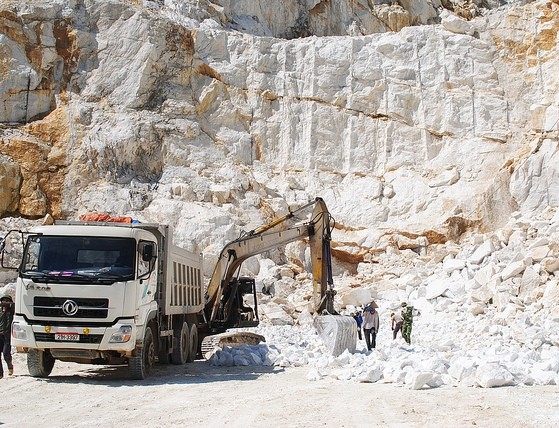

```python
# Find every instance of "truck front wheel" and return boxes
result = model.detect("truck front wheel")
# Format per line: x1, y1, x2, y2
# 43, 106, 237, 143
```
27, 349, 55, 378
129, 326, 156, 379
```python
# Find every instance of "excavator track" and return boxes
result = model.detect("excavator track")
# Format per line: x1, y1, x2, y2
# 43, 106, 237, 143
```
201, 332, 266, 359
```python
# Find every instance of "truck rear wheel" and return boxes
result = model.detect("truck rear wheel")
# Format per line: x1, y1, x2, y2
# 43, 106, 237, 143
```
27, 349, 55, 378
129, 326, 155, 379
187, 323, 198, 362
171, 322, 189, 365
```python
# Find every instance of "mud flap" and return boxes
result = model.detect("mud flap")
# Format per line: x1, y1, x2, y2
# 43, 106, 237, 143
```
314, 315, 357, 357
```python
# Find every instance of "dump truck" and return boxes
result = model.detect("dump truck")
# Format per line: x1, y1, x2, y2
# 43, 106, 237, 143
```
0, 197, 356, 379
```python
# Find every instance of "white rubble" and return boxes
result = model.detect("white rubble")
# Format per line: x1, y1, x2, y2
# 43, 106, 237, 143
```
207, 211, 559, 388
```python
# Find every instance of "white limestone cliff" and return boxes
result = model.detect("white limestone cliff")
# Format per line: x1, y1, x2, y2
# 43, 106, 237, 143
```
2, 2, 554, 239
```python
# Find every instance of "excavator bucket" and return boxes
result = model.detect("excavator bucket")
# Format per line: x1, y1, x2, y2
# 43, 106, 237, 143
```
314, 315, 357, 357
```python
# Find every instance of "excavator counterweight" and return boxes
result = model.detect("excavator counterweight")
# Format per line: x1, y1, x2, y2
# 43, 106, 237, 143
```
201, 197, 357, 357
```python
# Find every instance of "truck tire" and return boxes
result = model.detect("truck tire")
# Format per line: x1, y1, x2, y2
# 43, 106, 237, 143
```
27, 349, 55, 378
170, 321, 189, 365
129, 326, 156, 380
187, 323, 198, 362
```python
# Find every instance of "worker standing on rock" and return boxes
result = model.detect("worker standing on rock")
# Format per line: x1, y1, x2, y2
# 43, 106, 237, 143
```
0, 295, 15, 379
352, 311, 363, 340
391, 311, 404, 340
362, 302, 379, 351
401, 302, 414, 345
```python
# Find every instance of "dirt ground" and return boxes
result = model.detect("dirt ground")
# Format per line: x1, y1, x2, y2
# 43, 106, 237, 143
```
1, 352, 558, 428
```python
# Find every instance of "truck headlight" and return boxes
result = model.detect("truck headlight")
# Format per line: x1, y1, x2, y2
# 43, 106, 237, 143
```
109, 325, 133, 343
12, 323, 27, 340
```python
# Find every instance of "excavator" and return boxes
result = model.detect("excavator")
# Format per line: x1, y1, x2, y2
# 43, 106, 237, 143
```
199, 197, 357, 357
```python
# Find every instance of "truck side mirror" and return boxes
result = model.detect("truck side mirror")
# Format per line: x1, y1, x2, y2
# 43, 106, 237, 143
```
138, 242, 156, 281
141, 243, 155, 262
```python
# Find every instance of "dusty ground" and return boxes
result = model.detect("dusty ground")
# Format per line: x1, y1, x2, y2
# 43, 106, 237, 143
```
1, 353, 559, 428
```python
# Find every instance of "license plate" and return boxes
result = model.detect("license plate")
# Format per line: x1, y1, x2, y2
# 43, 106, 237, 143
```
55, 332, 79, 341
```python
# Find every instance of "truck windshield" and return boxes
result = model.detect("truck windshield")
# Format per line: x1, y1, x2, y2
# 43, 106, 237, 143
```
20, 235, 136, 283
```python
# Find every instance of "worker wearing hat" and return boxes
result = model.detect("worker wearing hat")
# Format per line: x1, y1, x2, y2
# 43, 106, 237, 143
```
362, 301, 380, 351
0, 294, 14, 379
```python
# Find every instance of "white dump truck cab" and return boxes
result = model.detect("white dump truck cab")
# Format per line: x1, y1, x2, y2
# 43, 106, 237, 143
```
9, 221, 204, 379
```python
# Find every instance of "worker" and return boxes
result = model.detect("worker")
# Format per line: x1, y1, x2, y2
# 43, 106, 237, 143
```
362, 303, 379, 351
391, 310, 404, 340
401, 302, 414, 345
352, 310, 363, 340
0, 294, 14, 379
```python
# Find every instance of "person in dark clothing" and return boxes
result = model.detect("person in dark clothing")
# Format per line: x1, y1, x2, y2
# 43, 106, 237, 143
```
0, 294, 14, 379
352, 311, 363, 340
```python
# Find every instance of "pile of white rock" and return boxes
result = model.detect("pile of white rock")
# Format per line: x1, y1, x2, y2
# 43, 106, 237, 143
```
209, 209, 559, 389
208, 317, 559, 389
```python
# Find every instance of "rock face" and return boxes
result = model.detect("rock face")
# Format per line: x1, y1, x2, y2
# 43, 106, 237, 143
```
0, 0, 558, 258
0, 154, 21, 213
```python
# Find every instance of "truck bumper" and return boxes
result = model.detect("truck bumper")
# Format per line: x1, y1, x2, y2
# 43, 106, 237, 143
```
11, 315, 137, 353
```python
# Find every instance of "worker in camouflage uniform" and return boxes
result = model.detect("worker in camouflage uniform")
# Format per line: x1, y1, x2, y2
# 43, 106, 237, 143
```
401, 302, 413, 345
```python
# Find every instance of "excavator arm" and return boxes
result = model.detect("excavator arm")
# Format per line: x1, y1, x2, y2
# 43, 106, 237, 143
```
204, 197, 335, 330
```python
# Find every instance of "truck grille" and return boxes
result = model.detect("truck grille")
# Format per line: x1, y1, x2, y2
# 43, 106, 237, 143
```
33, 297, 109, 319
34, 332, 103, 344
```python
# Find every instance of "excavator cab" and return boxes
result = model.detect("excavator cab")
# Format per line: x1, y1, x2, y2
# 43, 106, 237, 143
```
214, 276, 259, 329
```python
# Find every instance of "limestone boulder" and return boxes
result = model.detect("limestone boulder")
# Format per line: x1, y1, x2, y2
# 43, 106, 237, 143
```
0, 155, 21, 215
